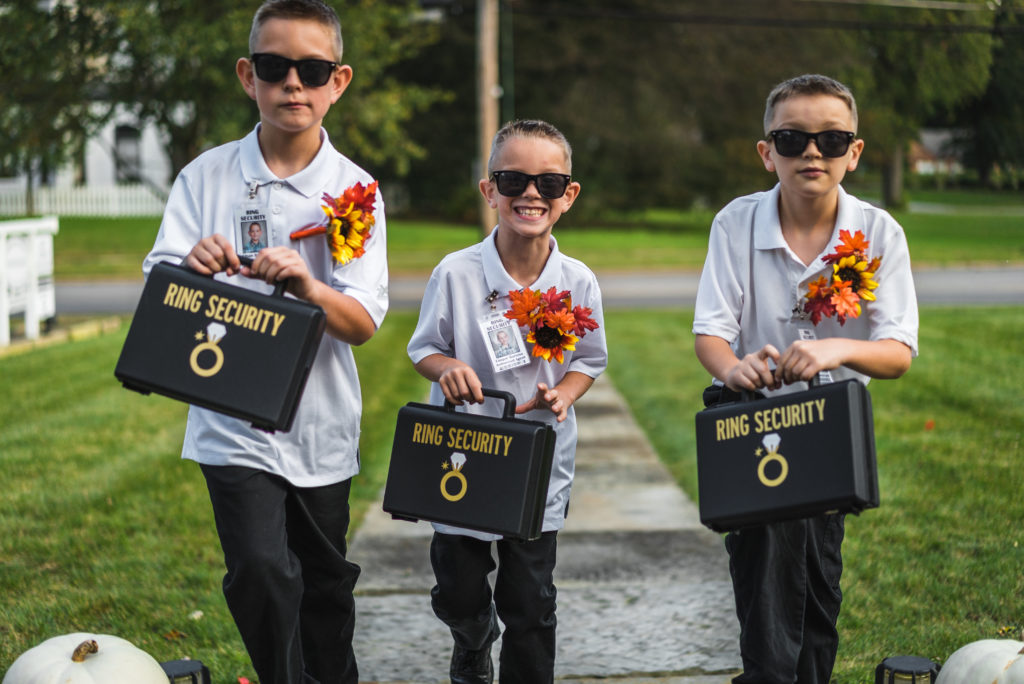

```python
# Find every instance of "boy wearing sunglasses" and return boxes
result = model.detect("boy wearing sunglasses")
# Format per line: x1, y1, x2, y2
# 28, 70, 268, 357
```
142, 1, 388, 682
692, 74, 918, 682
408, 119, 607, 683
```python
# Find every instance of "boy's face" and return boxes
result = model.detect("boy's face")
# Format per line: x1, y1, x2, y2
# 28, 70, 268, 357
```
757, 94, 863, 199
237, 18, 351, 139
480, 136, 581, 243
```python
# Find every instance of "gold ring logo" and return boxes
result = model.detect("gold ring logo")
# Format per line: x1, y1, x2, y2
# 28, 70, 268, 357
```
190, 340, 224, 377
757, 452, 788, 487
190, 323, 227, 378
440, 470, 468, 501
441, 452, 468, 502
756, 433, 788, 488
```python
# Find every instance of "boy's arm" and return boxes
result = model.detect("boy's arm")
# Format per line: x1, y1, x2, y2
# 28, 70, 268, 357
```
775, 337, 912, 385
695, 334, 781, 392
246, 246, 376, 345
516, 371, 595, 423
413, 353, 485, 406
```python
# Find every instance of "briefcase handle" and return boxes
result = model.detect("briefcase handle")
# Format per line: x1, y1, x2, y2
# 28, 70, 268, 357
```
237, 254, 287, 297
443, 388, 518, 420
740, 375, 821, 403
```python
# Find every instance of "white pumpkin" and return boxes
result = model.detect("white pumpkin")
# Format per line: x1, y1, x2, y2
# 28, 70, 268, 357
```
2, 632, 167, 684
936, 638, 1024, 684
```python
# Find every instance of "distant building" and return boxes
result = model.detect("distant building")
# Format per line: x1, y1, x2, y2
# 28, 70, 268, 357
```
909, 128, 964, 177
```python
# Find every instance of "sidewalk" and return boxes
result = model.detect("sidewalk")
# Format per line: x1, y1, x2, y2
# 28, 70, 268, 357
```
349, 374, 741, 683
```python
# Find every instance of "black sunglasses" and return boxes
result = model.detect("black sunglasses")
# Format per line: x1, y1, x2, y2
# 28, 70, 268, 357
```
491, 171, 571, 199
250, 53, 337, 87
768, 129, 856, 158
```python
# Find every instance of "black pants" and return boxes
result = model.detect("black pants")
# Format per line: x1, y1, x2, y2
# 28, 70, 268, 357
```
201, 464, 361, 684
430, 531, 558, 683
726, 514, 845, 684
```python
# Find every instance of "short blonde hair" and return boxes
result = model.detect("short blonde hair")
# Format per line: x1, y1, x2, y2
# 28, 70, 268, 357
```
487, 119, 573, 176
763, 74, 858, 135
249, 0, 343, 62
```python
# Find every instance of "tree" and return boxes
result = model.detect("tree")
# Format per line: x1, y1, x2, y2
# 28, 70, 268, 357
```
0, 0, 119, 214
840, 2, 994, 207
949, 2, 1024, 187
103, 0, 448, 185
397, 0, 1005, 219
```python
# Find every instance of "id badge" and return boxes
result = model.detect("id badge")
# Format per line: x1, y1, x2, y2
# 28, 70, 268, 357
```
235, 201, 270, 256
479, 312, 530, 373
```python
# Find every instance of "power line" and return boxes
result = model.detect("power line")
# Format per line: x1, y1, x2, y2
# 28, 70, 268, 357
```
797, 0, 990, 11
502, 3, 1024, 34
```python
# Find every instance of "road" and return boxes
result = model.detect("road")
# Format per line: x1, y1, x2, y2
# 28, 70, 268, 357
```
55, 266, 1024, 315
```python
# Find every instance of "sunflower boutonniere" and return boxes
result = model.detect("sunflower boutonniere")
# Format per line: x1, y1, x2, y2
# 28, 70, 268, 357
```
504, 286, 599, 363
289, 180, 378, 265
803, 229, 881, 325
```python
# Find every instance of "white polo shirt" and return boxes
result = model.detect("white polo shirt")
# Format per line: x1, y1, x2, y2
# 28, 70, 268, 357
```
143, 125, 389, 487
408, 228, 608, 539
693, 184, 918, 396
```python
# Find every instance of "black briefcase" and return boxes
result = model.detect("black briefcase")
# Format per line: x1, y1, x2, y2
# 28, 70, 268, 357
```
382, 389, 556, 540
114, 261, 326, 432
695, 378, 878, 533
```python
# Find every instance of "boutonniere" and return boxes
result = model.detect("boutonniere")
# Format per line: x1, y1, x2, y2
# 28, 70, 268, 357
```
289, 180, 378, 264
504, 286, 599, 363
803, 229, 881, 325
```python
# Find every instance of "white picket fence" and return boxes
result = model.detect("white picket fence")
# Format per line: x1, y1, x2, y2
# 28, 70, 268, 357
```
1, 216, 58, 346
0, 184, 167, 217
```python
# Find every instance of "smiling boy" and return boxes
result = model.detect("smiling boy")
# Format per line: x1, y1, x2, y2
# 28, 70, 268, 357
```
692, 75, 919, 682
408, 120, 607, 683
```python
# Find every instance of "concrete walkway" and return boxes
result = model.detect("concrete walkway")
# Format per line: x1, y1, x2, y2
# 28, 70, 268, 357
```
349, 374, 741, 683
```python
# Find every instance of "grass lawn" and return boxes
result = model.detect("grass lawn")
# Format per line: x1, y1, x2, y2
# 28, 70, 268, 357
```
2, 307, 1022, 682
0, 312, 425, 681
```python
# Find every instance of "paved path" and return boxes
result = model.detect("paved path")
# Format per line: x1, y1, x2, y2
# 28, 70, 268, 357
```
348, 374, 741, 683
53, 266, 1024, 314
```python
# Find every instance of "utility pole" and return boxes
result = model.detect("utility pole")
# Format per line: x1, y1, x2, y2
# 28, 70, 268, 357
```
477, 0, 499, 235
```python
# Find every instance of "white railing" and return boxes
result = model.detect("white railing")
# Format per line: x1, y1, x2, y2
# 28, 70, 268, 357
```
0, 184, 167, 217
1, 216, 59, 346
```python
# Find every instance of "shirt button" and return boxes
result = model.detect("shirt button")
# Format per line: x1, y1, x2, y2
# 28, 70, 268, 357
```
274, 182, 284, 190
272, 206, 282, 215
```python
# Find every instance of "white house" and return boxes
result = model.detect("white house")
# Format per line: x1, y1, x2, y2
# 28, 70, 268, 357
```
0, 108, 171, 217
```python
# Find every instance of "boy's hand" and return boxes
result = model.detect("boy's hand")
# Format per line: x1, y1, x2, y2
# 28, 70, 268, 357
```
725, 345, 781, 392
775, 338, 833, 385
244, 246, 318, 300
437, 363, 485, 406
516, 382, 570, 423
185, 235, 242, 276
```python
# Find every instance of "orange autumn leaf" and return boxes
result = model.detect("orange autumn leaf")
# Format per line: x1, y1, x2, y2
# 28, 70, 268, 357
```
544, 307, 576, 332
835, 229, 870, 256
505, 288, 543, 327
831, 285, 862, 323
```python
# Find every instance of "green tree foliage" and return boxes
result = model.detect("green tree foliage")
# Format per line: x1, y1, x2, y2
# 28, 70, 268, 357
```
0, 0, 119, 212
841, 0, 994, 207
102, 0, 447, 184
100, 0, 254, 184
501, 0, 859, 215
399, 0, 1004, 219
949, 2, 1024, 187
